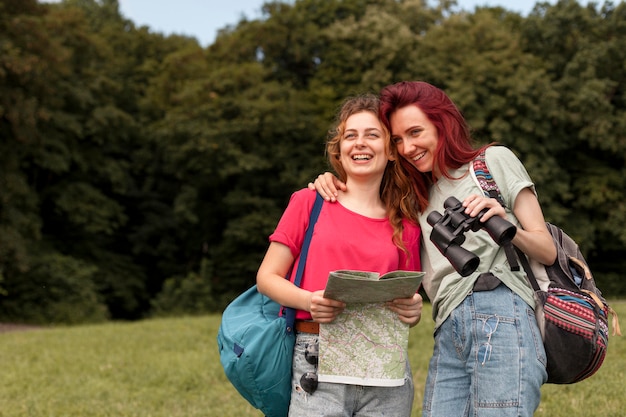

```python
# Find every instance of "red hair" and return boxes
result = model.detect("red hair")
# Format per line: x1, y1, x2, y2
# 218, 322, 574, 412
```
379, 81, 489, 212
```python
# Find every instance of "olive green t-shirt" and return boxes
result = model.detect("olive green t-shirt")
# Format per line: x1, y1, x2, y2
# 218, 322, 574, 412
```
419, 146, 536, 329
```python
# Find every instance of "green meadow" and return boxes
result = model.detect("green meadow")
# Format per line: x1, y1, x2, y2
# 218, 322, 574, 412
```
1, 301, 624, 417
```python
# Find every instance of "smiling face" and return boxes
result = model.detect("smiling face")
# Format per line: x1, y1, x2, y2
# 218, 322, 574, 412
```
390, 105, 440, 177
338, 111, 390, 181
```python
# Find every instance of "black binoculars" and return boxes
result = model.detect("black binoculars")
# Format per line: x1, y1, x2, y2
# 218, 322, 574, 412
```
427, 196, 517, 276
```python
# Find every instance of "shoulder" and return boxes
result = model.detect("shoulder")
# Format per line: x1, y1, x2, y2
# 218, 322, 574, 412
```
483, 146, 535, 203
484, 145, 519, 162
483, 145, 526, 173
273, 189, 320, 234
283, 189, 322, 219
289, 188, 320, 206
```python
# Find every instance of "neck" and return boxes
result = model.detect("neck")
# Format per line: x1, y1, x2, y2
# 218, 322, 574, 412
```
336, 176, 387, 219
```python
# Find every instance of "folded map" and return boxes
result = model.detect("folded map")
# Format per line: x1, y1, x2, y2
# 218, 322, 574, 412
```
319, 270, 424, 386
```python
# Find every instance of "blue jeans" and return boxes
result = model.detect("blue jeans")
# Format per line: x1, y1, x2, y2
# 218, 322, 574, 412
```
423, 284, 547, 417
289, 332, 414, 417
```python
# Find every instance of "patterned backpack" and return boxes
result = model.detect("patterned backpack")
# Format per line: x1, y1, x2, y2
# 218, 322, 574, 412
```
471, 148, 621, 383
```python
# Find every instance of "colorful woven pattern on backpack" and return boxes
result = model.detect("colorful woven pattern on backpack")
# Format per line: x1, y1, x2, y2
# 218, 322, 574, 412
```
472, 157, 505, 207
543, 288, 609, 381
544, 288, 609, 348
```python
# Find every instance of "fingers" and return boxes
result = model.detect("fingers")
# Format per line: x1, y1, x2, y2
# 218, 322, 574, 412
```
462, 194, 505, 220
387, 293, 423, 327
326, 173, 347, 191
314, 174, 336, 202
309, 291, 424, 326
311, 173, 347, 202
309, 291, 345, 323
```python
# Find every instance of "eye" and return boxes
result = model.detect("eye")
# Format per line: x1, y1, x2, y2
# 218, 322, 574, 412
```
343, 132, 357, 140
410, 128, 422, 137
392, 136, 403, 144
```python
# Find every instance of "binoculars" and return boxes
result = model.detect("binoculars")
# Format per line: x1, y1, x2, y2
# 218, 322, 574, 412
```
427, 196, 517, 276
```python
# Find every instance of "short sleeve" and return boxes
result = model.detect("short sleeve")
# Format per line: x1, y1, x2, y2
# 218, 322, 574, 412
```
484, 146, 535, 209
269, 189, 318, 258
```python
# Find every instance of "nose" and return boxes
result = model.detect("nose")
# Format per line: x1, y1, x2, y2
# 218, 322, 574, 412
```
394, 136, 408, 154
355, 133, 366, 146
400, 136, 419, 151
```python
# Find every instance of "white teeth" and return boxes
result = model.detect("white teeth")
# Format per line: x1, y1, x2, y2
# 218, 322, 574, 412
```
353, 154, 372, 160
413, 152, 426, 162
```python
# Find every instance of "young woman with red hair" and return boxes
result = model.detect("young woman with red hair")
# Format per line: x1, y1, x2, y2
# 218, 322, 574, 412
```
312, 81, 556, 417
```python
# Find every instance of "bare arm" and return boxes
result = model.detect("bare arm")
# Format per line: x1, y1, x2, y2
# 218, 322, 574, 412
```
510, 188, 557, 265
256, 242, 345, 323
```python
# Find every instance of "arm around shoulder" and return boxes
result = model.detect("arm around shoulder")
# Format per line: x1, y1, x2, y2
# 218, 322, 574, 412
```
309, 172, 346, 202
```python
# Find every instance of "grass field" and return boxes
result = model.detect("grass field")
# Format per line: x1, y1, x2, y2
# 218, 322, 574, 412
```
1, 300, 625, 416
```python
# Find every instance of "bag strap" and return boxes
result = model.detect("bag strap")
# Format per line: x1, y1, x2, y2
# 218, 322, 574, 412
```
473, 152, 623, 337
515, 247, 541, 291
470, 148, 523, 274
283, 192, 324, 334
471, 150, 507, 208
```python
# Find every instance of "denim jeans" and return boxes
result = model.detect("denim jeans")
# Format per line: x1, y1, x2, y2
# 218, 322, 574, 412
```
422, 284, 547, 417
289, 332, 414, 417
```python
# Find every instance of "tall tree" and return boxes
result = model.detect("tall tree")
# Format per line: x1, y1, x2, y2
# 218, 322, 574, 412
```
520, 0, 626, 292
2, 0, 625, 323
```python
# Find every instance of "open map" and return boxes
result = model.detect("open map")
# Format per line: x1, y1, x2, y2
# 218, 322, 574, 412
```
318, 270, 424, 386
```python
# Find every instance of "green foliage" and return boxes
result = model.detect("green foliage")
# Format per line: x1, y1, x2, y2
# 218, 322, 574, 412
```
151, 259, 218, 316
0, 251, 108, 324
0, 0, 625, 322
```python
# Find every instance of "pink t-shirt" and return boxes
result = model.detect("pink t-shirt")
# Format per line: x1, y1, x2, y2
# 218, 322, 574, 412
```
270, 189, 421, 320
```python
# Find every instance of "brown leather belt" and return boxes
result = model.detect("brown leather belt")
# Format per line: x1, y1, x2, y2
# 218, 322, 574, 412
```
295, 320, 319, 334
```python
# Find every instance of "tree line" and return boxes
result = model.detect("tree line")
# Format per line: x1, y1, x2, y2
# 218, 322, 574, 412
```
1, 0, 624, 323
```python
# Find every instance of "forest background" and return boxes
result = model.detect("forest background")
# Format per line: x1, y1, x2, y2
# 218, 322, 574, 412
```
1, 0, 625, 324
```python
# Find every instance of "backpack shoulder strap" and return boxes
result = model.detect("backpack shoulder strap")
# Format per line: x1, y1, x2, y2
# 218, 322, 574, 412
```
291, 192, 323, 288
283, 192, 324, 333
471, 148, 507, 208
471, 148, 521, 273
